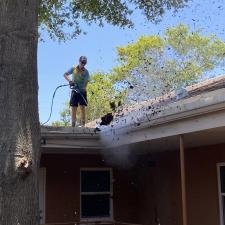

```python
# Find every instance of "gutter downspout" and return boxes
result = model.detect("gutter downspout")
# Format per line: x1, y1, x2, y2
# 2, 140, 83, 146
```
179, 134, 188, 225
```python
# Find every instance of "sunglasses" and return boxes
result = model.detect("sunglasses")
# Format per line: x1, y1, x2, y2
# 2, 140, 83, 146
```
81, 61, 86, 65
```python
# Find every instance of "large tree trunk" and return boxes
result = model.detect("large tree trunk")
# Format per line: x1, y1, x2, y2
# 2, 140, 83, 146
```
0, 1, 40, 224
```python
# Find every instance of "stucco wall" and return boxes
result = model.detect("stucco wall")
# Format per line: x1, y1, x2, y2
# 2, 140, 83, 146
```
137, 143, 225, 225
40, 154, 139, 224
40, 143, 225, 225
186, 144, 225, 225
137, 151, 182, 225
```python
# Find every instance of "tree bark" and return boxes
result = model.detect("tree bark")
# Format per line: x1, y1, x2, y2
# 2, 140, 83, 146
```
0, 1, 40, 224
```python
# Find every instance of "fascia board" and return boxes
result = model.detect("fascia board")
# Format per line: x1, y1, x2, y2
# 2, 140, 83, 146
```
101, 89, 225, 147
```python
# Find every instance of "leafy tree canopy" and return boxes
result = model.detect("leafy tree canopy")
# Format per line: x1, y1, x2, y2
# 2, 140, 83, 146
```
113, 23, 225, 101
39, 0, 188, 41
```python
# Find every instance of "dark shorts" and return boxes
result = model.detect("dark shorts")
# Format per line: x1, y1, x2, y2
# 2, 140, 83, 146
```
70, 90, 88, 107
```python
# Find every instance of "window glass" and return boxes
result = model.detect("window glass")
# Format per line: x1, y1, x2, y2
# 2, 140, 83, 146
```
81, 171, 110, 192
81, 194, 110, 218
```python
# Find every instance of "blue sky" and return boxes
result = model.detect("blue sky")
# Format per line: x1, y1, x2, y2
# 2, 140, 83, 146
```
38, 0, 225, 124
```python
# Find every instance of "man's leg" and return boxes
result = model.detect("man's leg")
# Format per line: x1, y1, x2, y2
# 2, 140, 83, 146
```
71, 106, 77, 127
80, 106, 86, 126
79, 91, 87, 127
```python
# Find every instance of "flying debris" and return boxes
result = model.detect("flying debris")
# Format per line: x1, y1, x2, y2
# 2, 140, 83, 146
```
100, 113, 114, 126
94, 127, 101, 132
110, 102, 116, 111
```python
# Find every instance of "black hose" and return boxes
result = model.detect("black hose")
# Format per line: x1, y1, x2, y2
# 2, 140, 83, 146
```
41, 84, 69, 125
41, 84, 88, 126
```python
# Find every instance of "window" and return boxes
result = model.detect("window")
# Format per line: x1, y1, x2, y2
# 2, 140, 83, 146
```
80, 169, 113, 220
218, 164, 225, 225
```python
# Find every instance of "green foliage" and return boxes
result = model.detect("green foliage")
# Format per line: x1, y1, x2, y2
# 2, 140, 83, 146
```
51, 120, 67, 126
113, 24, 225, 99
51, 102, 71, 126
39, 0, 188, 41
114, 35, 164, 79
86, 73, 122, 122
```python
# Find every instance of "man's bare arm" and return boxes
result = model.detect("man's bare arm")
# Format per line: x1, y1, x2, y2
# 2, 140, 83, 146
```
64, 72, 71, 82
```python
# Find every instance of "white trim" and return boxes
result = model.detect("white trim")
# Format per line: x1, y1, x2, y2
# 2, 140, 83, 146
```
217, 163, 225, 225
80, 168, 113, 222
39, 167, 46, 225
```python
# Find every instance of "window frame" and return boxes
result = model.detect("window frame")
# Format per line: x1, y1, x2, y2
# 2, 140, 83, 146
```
217, 163, 225, 225
80, 168, 113, 221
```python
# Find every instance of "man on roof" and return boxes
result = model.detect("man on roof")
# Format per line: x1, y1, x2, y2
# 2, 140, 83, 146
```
64, 56, 90, 127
